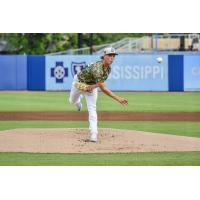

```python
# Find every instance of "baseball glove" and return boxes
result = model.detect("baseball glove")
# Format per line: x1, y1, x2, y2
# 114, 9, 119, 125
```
75, 82, 90, 92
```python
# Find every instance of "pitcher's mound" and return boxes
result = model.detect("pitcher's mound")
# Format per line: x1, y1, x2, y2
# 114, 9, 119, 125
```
0, 128, 200, 153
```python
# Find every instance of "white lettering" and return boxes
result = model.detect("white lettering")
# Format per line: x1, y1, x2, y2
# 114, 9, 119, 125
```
144, 66, 152, 79
112, 65, 120, 79
140, 66, 144, 79
124, 66, 132, 79
110, 65, 165, 80
153, 66, 161, 79
132, 66, 140, 79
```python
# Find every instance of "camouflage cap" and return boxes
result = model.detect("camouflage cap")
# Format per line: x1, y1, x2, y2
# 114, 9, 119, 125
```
103, 47, 118, 56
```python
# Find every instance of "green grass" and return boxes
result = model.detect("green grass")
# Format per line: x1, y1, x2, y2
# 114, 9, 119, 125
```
0, 120, 200, 166
0, 121, 200, 138
0, 91, 199, 166
0, 152, 199, 166
0, 92, 200, 112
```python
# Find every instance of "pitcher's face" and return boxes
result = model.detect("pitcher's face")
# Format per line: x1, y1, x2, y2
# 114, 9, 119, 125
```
103, 54, 115, 65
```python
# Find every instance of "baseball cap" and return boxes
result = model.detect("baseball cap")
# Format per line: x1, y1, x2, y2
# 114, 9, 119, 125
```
103, 47, 118, 56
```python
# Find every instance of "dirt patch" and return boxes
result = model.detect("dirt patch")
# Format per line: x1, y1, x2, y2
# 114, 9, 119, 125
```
0, 128, 200, 153
0, 112, 200, 121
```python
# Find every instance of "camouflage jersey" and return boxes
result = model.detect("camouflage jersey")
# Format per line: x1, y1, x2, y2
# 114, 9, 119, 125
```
77, 61, 111, 85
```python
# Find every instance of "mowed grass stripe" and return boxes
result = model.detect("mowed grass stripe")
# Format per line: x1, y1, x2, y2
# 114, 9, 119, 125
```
0, 152, 200, 166
0, 92, 199, 112
0, 121, 200, 138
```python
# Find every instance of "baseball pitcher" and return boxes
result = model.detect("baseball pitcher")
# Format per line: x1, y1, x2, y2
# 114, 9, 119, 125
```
69, 47, 128, 142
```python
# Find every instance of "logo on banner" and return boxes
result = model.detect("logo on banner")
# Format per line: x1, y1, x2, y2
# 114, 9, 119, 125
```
51, 62, 68, 83
71, 62, 86, 77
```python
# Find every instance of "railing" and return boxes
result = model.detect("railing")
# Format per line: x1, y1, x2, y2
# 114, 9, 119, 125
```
47, 34, 200, 55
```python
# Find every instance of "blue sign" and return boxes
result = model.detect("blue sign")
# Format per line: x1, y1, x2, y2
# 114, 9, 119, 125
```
107, 54, 168, 91
45, 54, 168, 91
184, 55, 200, 91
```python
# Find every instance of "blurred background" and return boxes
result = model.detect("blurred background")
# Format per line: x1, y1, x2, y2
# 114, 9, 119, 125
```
0, 33, 199, 55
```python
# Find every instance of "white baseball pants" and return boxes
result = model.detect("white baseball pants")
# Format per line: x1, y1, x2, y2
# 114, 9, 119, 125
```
69, 75, 98, 135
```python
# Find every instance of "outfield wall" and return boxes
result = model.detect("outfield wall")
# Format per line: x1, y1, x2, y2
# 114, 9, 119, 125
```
27, 55, 45, 90
184, 55, 200, 91
0, 55, 27, 90
0, 53, 199, 91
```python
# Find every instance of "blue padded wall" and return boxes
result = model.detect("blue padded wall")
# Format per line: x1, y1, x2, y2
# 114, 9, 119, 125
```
0, 55, 27, 90
27, 55, 45, 90
168, 55, 184, 91
16, 56, 27, 89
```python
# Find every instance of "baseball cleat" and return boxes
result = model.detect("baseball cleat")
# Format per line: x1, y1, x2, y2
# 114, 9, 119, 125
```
85, 133, 97, 142
90, 138, 97, 142
90, 133, 97, 142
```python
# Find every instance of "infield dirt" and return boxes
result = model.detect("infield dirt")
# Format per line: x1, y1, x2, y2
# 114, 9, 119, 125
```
0, 112, 200, 121
0, 128, 200, 153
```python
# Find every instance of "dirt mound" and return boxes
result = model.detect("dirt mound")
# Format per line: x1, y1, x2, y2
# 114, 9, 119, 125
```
0, 128, 200, 153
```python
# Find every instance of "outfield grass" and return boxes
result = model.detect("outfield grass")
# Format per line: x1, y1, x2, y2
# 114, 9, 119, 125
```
0, 92, 199, 112
0, 152, 199, 166
0, 121, 200, 138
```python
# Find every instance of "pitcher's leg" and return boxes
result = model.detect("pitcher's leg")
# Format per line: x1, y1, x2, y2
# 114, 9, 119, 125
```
69, 76, 82, 111
84, 89, 98, 141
